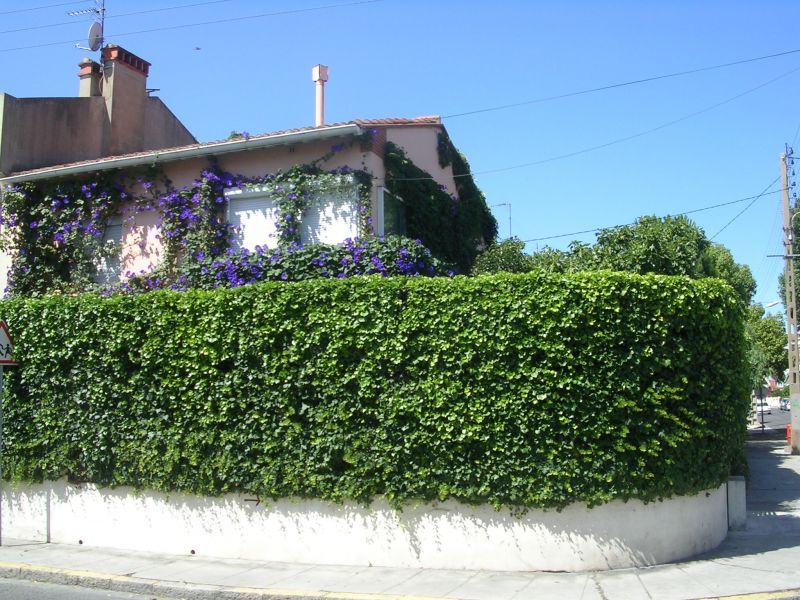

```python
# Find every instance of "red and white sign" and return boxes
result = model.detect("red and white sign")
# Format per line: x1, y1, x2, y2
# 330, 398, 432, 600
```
0, 321, 16, 366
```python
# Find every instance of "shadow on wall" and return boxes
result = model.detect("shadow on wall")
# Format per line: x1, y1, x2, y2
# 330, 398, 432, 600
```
0, 479, 728, 572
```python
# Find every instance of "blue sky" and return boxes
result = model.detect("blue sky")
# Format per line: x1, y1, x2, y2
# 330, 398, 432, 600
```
1, 0, 798, 305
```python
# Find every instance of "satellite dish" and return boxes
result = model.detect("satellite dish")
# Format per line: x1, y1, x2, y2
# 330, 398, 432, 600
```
88, 21, 103, 52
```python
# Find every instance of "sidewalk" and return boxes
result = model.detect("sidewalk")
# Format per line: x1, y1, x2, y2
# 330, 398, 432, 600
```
0, 439, 798, 600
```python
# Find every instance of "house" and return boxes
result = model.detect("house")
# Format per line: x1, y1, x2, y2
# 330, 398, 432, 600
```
0, 47, 496, 294
0, 45, 195, 177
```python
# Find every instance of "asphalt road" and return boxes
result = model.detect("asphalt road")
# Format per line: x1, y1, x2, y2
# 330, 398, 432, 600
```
753, 405, 791, 432
0, 579, 165, 600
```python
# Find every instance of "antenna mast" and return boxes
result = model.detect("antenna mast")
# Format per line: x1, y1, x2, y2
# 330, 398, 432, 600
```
69, 0, 106, 53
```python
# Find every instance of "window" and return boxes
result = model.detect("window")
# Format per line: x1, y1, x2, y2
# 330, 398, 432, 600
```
224, 178, 359, 251
300, 182, 359, 245
95, 215, 123, 284
225, 187, 279, 251
377, 186, 406, 236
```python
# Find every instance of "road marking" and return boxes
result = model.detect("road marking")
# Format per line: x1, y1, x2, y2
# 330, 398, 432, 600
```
697, 590, 800, 600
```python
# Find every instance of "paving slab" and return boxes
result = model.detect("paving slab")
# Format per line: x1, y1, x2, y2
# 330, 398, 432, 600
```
592, 569, 653, 600
381, 569, 479, 598
508, 572, 601, 600
444, 570, 537, 600
633, 564, 718, 600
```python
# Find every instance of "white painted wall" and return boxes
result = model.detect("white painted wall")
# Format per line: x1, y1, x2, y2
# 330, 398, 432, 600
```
1, 480, 728, 572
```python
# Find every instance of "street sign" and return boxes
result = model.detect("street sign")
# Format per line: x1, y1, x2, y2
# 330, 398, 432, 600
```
0, 321, 14, 366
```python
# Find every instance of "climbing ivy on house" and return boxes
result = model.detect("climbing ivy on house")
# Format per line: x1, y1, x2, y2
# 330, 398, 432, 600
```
385, 141, 497, 272
0, 171, 141, 296
0, 158, 382, 296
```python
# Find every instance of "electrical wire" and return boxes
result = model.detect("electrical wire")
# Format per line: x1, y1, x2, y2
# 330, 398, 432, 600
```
390, 64, 800, 182
0, 0, 235, 35
443, 48, 800, 120
710, 176, 781, 240
521, 187, 784, 244
0, 1, 85, 16
0, 0, 384, 52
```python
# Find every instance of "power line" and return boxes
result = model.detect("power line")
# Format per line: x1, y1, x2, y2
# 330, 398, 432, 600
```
0, 0, 234, 35
443, 48, 800, 120
0, 1, 85, 16
391, 64, 800, 183
521, 187, 784, 244
710, 177, 781, 240
0, 0, 384, 53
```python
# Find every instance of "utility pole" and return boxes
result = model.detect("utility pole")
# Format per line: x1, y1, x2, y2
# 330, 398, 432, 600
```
780, 151, 800, 454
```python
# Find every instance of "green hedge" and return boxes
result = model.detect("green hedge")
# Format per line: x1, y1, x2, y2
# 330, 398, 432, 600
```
0, 271, 749, 509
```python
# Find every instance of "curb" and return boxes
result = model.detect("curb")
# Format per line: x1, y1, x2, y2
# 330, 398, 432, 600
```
700, 591, 800, 600
1, 561, 799, 600
0, 561, 447, 600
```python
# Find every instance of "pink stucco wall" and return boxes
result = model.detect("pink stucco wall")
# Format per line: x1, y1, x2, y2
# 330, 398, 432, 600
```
385, 126, 457, 195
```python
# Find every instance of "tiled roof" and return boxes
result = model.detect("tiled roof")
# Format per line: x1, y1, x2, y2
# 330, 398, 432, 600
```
3, 116, 443, 180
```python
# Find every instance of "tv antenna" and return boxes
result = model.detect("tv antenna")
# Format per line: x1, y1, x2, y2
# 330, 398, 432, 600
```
69, 0, 105, 52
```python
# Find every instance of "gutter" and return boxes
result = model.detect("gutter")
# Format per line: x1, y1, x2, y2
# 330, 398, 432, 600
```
0, 123, 363, 186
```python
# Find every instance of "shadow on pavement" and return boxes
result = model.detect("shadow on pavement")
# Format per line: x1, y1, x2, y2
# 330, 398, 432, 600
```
693, 439, 800, 561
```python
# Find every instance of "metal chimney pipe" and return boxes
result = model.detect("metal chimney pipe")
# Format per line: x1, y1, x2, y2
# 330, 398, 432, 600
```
312, 64, 328, 127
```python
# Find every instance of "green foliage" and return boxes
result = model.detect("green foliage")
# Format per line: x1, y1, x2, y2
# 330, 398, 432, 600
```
702, 244, 756, 307
384, 141, 496, 272
590, 215, 709, 277
0, 271, 750, 508
746, 304, 787, 381
529, 215, 755, 304
471, 237, 535, 274
0, 173, 133, 295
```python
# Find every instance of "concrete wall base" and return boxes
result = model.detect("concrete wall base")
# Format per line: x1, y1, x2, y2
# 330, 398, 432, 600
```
1, 480, 728, 572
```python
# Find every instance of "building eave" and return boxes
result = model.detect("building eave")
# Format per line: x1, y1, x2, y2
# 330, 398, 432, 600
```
0, 123, 363, 186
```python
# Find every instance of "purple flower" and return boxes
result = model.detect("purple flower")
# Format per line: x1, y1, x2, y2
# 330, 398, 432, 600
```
29, 221, 38, 229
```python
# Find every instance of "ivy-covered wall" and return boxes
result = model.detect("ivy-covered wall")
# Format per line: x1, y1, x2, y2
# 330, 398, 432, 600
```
0, 271, 750, 509
384, 138, 497, 272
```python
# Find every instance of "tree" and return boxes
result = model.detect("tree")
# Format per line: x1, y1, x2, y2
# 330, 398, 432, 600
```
528, 215, 755, 304
471, 237, 535, 275
589, 215, 709, 277
702, 244, 757, 307
747, 304, 788, 381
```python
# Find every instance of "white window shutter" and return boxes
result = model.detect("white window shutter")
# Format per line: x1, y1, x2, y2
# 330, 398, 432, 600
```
95, 215, 123, 284
301, 184, 358, 245
227, 195, 279, 251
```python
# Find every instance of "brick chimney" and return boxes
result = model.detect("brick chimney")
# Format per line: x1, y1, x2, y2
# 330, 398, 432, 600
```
101, 45, 151, 156
77, 58, 102, 97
